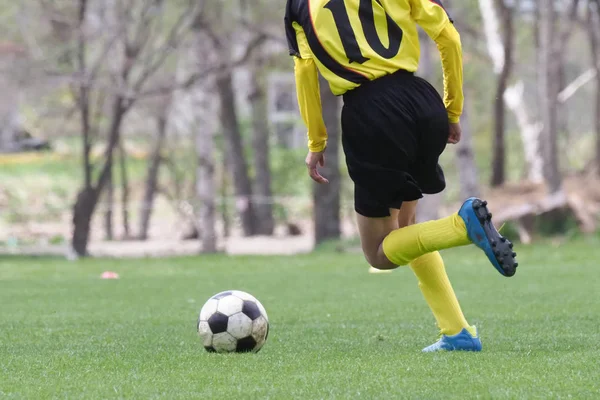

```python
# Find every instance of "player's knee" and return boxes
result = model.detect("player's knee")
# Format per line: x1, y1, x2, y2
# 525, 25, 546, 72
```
363, 244, 396, 270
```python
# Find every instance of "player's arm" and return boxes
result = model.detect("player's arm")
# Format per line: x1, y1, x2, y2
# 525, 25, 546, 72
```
285, 1, 327, 153
294, 56, 328, 153
410, 0, 464, 123
433, 24, 463, 124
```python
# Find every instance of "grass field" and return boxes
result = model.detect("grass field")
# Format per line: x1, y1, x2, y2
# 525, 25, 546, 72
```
1, 239, 599, 399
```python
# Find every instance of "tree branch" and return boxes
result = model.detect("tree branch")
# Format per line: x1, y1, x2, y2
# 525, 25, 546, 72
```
131, 0, 199, 91
137, 32, 268, 98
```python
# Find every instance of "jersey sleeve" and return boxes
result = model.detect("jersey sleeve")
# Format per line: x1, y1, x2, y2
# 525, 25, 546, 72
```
435, 23, 463, 123
410, 0, 453, 40
285, 0, 313, 59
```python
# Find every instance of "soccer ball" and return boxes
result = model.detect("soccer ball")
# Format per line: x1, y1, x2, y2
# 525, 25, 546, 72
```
197, 290, 269, 353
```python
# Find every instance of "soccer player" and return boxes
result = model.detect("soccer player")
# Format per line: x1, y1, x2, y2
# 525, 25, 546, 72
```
285, 0, 519, 352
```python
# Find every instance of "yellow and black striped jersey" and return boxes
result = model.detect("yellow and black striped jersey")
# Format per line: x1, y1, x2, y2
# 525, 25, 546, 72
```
285, 0, 454, 96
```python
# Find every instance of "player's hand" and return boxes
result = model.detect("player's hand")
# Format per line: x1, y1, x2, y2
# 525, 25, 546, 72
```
305, 151, 329, 184
448, 122, 462, 144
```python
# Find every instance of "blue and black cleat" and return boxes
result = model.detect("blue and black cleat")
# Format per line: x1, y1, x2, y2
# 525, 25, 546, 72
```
422, 327, 482, 352
458, 197, 518, 277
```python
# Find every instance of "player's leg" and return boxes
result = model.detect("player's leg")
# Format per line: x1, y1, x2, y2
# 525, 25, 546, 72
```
354, 188, 474, 271
356, 209, 468, 270
342, 81, 515, 274
378, 198, 517, 276
358, 198, 465, 274
396, 202, 478, 347
380, 79, 518, 277
357, 201, 480, 350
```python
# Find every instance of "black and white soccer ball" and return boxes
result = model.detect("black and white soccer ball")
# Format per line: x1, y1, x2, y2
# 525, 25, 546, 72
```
197, 290, 269, 353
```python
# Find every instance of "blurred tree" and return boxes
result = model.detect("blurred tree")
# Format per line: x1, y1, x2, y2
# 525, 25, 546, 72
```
588, 0, 600, 173
489, 0, 514, 187
243, 0, 276, 236
138, 98, 170, 241
0, 43, 26, 153
444, 0, 481, 199
313, 75, 341, 245
197, 1, 270, 237
71, 0, 202, 256
117, 137, 130, 239
538, 0, 562, 192
196, 119, 218, 253
104, 164, 114, 240
455, 101, 481, 198
556, 0, 581, 139
216, 71, 260, 236
480, 0, 543, 184
192, 26, 219, 253
249, 53, 275, 236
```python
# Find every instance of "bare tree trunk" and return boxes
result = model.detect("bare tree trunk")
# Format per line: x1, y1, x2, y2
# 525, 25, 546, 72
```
72, 96, 126, 256
118, 138, 130, 239
504, 82, 544, 183
78, 0, 92, 191
139, 114, 168, 240
539, 0, 562, 192
249, 58, 275, 235
455, 102, 481, 198
557, 0, 581, 140
215, 72, 258, 237
219, 163, 230, 238
104, 165, 114, 240
589, 0, 600, 172
0, 104, 20, 153
490, 0, 514, 187
72, 0, 94, 256
313, 75, 341, 245
72, 188, 95, 256
196, 124, 218, 253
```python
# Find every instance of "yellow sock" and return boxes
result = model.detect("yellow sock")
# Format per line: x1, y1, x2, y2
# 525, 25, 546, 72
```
382, 213, 470, 266
410, 251, 475, 336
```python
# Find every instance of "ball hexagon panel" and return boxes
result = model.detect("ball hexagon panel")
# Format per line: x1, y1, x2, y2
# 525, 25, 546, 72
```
241, 300, 262, 321
217, 295, 243, 316
197, 320, 213, 347
231, 290, 256, 301
212, 332, 237, 353
255, 300, 268, 322
199, 298, 218, 321
236, 336, 257, 352
208, 312, 229, 334
253, 324, 268, 353
251, 315, 269, 343
227, 312, 253, 339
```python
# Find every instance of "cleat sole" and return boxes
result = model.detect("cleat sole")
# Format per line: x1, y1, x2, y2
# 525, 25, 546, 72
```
471, 199, 518, 277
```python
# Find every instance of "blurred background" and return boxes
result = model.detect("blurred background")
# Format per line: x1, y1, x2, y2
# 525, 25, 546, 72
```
0, 0, 599, 259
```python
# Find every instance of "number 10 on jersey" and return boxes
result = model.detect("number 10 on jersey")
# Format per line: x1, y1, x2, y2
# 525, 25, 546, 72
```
324, 0, 403, 64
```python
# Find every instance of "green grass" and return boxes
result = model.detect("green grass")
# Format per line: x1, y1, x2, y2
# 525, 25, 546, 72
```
1, 240, 600, 399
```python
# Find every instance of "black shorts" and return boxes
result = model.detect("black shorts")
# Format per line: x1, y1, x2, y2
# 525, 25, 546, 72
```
341, 70, 449, 218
